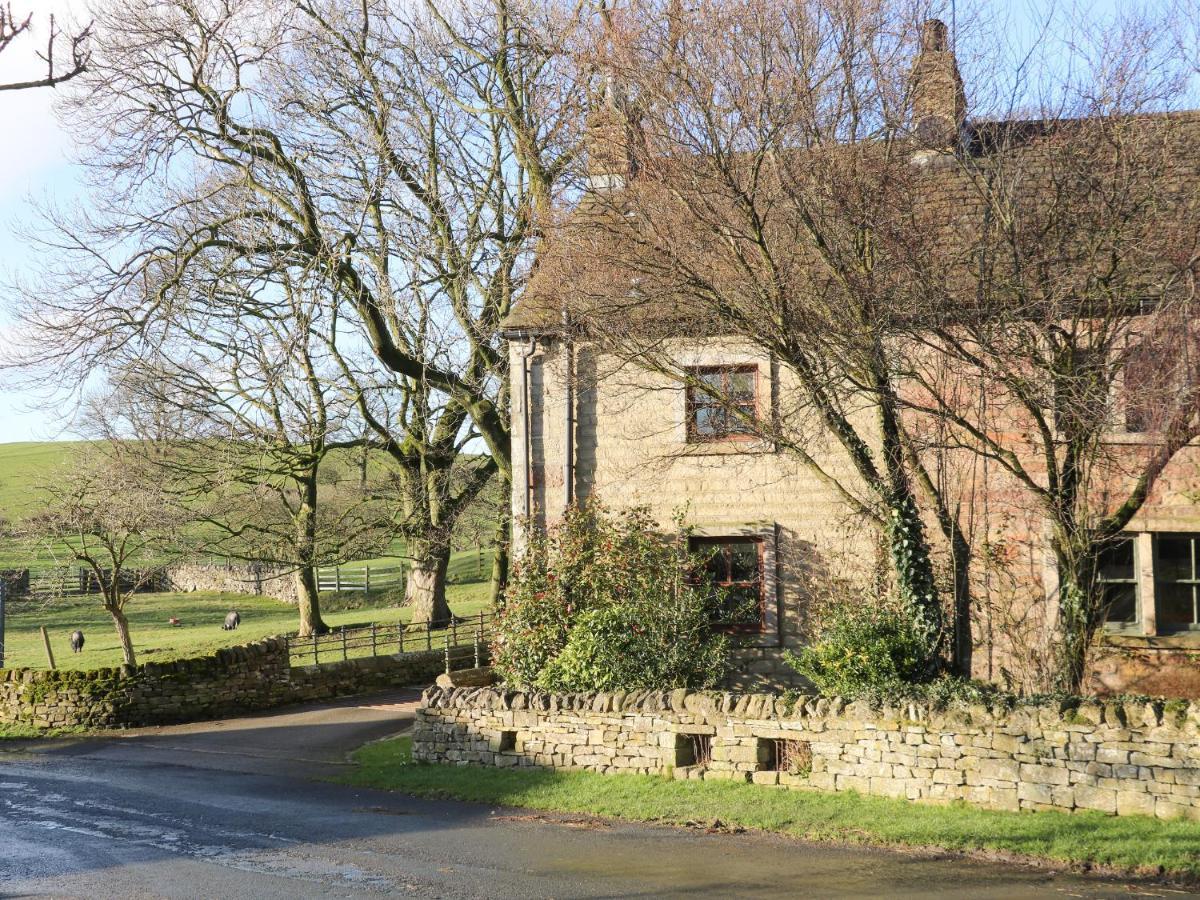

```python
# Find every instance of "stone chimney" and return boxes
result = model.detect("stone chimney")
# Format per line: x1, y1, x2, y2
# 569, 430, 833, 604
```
909, 19, 966, 150
585, 79, 639, 192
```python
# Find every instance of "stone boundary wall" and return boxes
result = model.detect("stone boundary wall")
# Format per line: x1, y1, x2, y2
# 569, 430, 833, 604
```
167, 563, 300, 604
415, 687, 1200, 820
0, 640, 447, 729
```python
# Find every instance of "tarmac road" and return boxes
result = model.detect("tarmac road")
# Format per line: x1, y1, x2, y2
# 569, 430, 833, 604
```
0, 689, 1190, 899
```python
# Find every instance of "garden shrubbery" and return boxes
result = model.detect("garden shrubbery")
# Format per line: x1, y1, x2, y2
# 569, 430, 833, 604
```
784, 592, 931, 697
491, 503, 731, 692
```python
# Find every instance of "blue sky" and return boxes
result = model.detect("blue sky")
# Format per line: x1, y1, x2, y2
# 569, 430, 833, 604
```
0, 0, 1155, 442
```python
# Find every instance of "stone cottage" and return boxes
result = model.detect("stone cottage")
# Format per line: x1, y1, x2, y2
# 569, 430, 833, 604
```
499, 20, 1200, 696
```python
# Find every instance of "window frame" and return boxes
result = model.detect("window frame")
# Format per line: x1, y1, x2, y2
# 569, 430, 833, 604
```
1153, 533, 1200, 633
1098, 535, 1140, 634
684, 364, 760, 444
688, 534, 767, 633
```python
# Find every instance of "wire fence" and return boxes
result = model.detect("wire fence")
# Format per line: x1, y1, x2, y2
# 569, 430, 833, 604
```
285, 609, 493, 668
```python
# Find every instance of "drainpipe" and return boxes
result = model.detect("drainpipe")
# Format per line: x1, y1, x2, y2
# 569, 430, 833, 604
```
562, 309, 575, 515
519, 336, 538, 521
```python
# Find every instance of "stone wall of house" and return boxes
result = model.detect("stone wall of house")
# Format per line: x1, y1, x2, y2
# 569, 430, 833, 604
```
0, 640, 448, 729
167, 563, 301, 604
416, 686, 1200, 820
510, 336, 1200, 696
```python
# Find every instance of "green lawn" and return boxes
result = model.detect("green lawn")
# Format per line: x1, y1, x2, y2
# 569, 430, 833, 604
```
339, 737, 1200, 882
1, 581, 492, 671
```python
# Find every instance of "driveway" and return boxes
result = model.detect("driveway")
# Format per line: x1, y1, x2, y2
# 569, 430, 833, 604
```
0, 690, 1186, 898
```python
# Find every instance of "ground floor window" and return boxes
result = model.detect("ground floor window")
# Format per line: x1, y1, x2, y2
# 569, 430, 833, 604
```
1100, 533, 1200, 635
1098, 538, 1139, 630
688, 536, 765, 632
1155, 535, 1200, 632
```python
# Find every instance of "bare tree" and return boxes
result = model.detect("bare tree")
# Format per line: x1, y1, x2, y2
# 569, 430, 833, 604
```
19, 445, 189, 667
551, 0, 958, 666
0, 4, 90, 92
5, 0, 584, 623
898, 14, 1200, 691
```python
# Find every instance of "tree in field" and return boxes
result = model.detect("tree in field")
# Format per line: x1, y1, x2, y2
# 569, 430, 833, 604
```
20, 447, 189, 667
104, 275, 387, 637
0, 4, 90, 92
5, 0, 583, 624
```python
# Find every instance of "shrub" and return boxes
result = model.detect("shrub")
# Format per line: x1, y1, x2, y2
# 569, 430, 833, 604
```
784, 595, 929, 697
491, 503, 731, 691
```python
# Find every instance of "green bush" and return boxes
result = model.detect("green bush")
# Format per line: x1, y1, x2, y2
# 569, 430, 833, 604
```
491, 503, 731, 691
785, 596, 929, 697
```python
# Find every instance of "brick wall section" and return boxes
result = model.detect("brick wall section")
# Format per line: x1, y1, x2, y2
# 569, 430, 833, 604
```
415, 687, 1200, 820
0, 641, 447, 728
167, 563, 301, 604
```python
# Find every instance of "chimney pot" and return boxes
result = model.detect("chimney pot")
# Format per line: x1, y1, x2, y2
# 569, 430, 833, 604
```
921, 19, 948, 52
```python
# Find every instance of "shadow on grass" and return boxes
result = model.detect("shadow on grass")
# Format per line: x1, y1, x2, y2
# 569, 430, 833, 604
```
338, 737, 1200, 882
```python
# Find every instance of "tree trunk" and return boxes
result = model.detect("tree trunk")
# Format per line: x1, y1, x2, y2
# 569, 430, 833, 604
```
1053, 545, 1099, 695
489, 515, 510, 608
294, 471, 328, 638
295, 565, 328, 637
406, 538, 453, 626
108, 604, 137, 667
950, 533, 974, 678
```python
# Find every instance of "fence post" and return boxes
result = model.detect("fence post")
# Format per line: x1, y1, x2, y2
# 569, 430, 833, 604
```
341, 625, 348, 661
444, 632, 451, 674
40, 625, 56, 670
474, 628, 481, 669
312, 630, 318, 666
452, 616, 458, 649
426, 621, 432, 652
398, 622, 404, 655
364, 565, 370, 600
370, 621, 377, 657
335, 566, 341, 593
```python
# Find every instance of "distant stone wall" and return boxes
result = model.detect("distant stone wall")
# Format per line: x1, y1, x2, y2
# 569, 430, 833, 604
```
0, 641, 447, 729
167, 563, 300, 604
416, 687, 1200, 820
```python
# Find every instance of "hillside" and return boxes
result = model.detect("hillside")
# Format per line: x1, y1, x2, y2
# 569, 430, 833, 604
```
0, 441, 94, 520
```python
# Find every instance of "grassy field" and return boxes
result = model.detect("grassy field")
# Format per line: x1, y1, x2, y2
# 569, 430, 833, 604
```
1, 575, 492, 671
0, 441, 92, 520
341, 737, 1200, 882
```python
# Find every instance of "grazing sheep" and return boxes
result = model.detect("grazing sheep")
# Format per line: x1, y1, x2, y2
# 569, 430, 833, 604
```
69, 630, 85, 653
222, 610, 241, 631
168, 617, 181, 627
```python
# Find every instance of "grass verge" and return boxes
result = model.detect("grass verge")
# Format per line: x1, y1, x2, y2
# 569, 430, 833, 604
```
0, 722, 88, 741
338, 737, 1200, 882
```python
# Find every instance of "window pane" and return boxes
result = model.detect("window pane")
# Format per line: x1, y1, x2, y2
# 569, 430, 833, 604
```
692, 404, 725, 437
729, 542, 760, 581
1098, 539, 1135, 581
729, 370, 755, 401
699, 370, 724, 390
1103, 584, 1138, 626
1157, 537, 1194, 582
717, 585, 761, 625
1156, 583, 1197, 629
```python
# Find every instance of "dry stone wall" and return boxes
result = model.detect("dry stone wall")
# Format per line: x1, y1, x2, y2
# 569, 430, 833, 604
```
167, 563, 301, 604
0, 641, 447, 729
416, 687, 1200, 820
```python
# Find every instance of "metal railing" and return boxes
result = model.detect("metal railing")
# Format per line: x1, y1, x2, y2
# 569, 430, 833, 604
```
286, 609, 493, 668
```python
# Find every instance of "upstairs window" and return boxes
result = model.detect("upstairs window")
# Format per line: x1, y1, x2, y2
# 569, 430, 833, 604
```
686, 365, 758, 442
1098, 537, 1139, 630
689, 536, 765, 631
1155, 535, 1200, 632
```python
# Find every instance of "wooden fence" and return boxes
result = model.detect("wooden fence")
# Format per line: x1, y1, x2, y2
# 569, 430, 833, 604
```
285, 609, 492, 668
316, 563, 406, 597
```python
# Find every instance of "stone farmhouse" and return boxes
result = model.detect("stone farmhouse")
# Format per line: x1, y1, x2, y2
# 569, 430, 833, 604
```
500, 20, 1200, 696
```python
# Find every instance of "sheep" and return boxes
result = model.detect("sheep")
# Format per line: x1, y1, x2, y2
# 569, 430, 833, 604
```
69, 630, 85, 653
222, 610, 241, 631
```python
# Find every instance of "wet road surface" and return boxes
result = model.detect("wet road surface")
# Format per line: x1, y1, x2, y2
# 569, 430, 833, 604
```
0, 689, 1191, 898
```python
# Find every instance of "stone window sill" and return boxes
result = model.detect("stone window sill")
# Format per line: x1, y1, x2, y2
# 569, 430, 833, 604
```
1102, 633, 1200, 650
